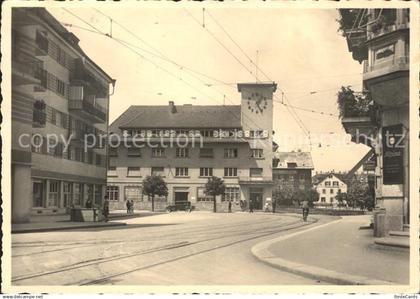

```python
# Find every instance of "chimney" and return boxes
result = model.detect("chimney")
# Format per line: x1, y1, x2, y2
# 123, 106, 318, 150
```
169, 101, 176, 113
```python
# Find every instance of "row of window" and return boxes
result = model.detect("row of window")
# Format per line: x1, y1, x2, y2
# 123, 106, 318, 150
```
108, 167, 263, 178
274, 174, 309, 182
33, 180, 102, 208
323, 181, 340, 187
109, 147, 264, 159
44, 105, 105, 138
106, 185, 240, 202
122, 129, 268, 139
31, 135, 105, 166
321, 188, 342, 194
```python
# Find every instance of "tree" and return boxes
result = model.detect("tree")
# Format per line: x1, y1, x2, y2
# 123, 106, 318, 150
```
143, 175, 168, 212
273, 185, 295, 207
335, 192, 348, 208
345, 178, 373, 210
204, 176, 225, 213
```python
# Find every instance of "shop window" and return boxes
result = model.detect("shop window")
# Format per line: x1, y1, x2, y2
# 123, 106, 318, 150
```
125, 186, 142, 201
47, 180, 60, 207
73, 183, 83, 206
107, 186, 119, 201
222, 187, 239, 202
197, 187, 213, 202
63, 182, 73, 208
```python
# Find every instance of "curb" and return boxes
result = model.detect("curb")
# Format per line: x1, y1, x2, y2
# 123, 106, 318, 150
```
251, 219, 397, 285
12, 222, 127, 234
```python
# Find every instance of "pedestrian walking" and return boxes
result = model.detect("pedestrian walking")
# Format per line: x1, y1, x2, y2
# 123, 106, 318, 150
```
130, 199, 134, 214
126, 199, 131, 214
85, 198, 92, 208
228, 200, 232, 213
264, 201, 270, 213
249, 199, 254, 213
272, 199, 276, 214
302, 199, 309, 221
102, 196, 110, 222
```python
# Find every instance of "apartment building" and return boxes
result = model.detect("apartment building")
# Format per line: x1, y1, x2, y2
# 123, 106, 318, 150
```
12, 8, 115, 223
339, 8, 409, 234
272, 151, 314, 194
107, 83, 277, 212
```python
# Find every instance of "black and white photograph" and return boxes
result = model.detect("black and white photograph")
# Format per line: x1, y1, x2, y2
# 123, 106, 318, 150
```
1, 1, 419, 295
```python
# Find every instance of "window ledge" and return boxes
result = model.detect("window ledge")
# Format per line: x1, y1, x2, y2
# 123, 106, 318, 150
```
127, 176, 142, 178
175, 176, 190, 178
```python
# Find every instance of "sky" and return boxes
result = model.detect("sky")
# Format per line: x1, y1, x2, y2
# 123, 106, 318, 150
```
48, 6, 371, 172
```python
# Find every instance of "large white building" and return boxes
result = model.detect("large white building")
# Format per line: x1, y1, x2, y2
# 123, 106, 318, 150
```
313, 173, 348, 207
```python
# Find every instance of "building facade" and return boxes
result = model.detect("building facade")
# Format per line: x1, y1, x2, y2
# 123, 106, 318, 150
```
312, 173, 348, 207
272, 151, 314, 196
11, 8, 115, 223
339, 9, 410, 234
107, 83, 277, 212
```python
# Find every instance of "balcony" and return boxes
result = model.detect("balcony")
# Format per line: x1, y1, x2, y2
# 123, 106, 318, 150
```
12, 59, 47, 90
68, 86, 107, 123
367, 10, 409, 42
238, 176, 274, 185
71, 59, 109, 98
363, 56, 409, 82
14, 32, 48, 58
339, 95, 377, 147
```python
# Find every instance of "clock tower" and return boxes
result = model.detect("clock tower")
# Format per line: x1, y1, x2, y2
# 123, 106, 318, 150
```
237, 82, 277, 210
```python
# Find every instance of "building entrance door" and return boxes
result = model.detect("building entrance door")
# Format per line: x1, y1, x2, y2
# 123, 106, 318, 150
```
250, 188, 263, 210
175, 192, 189, 204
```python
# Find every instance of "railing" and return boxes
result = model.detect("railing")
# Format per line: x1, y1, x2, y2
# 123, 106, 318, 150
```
69, 99, 107, 122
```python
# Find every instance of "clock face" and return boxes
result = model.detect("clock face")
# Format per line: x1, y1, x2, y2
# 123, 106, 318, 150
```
247, 92, 268, 114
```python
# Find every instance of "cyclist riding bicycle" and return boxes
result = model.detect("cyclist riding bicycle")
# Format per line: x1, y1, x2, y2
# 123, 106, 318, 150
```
301, 199, 309, 221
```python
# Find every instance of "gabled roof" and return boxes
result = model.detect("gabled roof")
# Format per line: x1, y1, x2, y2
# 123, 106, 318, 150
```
273, 151, 314, 169
110, 104, 242, 132
312, 172, 348, 186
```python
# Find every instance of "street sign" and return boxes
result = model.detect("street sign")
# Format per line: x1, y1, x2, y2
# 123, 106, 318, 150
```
382, 124, 404, 185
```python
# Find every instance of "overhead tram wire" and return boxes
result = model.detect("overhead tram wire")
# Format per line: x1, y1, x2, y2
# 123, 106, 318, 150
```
92, 8, 236, 89
62, 16, 347, 122
190, 8, 311, 139
88, 9, 273, 133
61, 9, 268, 135
204, 9, 273, 83
183, 8, 256, 81
64, 8, 335, 147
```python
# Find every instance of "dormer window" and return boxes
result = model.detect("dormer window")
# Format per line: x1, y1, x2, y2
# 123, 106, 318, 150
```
287, 162, 297, 168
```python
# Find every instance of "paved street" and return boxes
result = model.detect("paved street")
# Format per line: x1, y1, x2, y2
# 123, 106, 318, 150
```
12, 212, 334, 286
267, 215, 410, 284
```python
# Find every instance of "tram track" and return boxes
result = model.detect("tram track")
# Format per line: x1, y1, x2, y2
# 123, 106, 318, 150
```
12, 217, 317, 285
12, 214, 300, 257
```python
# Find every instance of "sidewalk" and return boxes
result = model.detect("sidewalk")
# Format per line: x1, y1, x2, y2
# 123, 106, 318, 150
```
252, 215, 409, 285
11, 209, 160, 234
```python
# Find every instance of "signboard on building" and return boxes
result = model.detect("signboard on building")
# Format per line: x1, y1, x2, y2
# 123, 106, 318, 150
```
382, 124, 404, 185
363, 153, 376, 172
